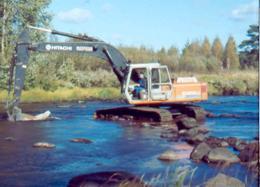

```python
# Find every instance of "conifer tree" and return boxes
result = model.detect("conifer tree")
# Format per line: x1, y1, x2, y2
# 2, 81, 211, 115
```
202, 37, 211, 58
223, 36, 240, 70
212, 37, 223, 68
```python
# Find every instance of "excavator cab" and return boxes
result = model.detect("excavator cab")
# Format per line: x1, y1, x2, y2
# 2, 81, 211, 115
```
125, 63, 172, 104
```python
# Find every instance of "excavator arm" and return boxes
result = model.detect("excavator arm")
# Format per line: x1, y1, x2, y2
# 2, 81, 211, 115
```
6, 26, 130, 121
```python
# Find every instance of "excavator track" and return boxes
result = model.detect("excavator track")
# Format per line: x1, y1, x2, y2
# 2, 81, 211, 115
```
95, 104, 206, 122
95, 106, 173, 122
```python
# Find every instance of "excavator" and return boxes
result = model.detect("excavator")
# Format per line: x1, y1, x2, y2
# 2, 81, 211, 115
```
6, 26, 208, 122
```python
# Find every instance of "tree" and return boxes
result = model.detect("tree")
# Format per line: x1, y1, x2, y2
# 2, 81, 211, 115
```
212, 37, 223, 68
0, 0, 52, 65
239, 24, 259, 69
201, 37, 211, 58
223, 36, 240, 70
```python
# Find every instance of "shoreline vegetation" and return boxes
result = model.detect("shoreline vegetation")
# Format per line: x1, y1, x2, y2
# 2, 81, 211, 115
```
0, 71, 258, 103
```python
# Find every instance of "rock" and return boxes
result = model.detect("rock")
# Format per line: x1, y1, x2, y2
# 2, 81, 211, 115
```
246, 160, 259, 176
4, 137, 16, 141
220, 141, 229, 147
224, 137, 238, 147
33, 142, 55, 148
18, 110, 51, 121
206, 112, 217, 118
160, 132, 178, 141
158, 150, 179, 161
183, 126, 208, 137
239, 141, 259, 162
67, 171, 146, 187
205, 173, 245, 187
122, 115, 134, 120
219, 113, 240, 118
178, 129, 187, 136
141, 122, 150, 127
233, 140, 247, 151
196, 126, 209, 134
205, 147, 240, 164
190, 142, 211, 162
183, 127, 199, 137
174, 143, 193, 151
187, 133, 206, 145
176, 116, 199, 129
205, 136, 224, 148
70, 138, 92, 144
164, 123, 179, 133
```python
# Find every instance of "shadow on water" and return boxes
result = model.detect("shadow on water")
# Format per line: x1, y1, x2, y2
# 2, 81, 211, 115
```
0, 96, 258, 186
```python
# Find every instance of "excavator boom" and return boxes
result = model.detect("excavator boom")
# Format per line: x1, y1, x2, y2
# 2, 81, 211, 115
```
7, 26, 130, 121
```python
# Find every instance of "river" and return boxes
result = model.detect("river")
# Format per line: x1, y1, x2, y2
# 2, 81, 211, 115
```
0, 96, 258, 186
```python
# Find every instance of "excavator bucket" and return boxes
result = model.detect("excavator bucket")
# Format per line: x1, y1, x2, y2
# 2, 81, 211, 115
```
7, 106, 51, 122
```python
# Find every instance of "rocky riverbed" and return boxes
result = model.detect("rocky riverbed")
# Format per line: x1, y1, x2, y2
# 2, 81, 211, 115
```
0, 96, 258, 186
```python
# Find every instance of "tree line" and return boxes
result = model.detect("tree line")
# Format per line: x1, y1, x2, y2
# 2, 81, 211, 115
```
0, 1, 258, 91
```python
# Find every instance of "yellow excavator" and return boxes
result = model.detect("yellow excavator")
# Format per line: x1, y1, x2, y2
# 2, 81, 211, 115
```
6, 26, 207, 121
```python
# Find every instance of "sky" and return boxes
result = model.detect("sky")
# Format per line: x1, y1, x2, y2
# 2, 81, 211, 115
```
49, 0, 258, 50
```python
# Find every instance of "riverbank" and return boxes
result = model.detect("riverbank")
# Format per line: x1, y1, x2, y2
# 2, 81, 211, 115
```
0, 71, 258, 103
0, 87, 121, 103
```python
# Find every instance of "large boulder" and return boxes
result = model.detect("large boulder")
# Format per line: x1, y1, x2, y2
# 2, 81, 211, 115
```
176, 116, 199, 129
205, 147, 240, 164
187, 133, 206, 145
67, 171, 146, 187
190, 142, 211, 162
239, 141, 259, 162
205, 173, 245, 187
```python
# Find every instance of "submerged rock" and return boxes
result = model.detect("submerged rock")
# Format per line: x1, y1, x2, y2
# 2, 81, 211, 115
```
190, 142, 211, 162
67, 171, 146, 187
160, 132, 178, 141
174, 143, 193, 151
33, 142, 55, 149
205, 147, 240, 164
70, 138, 92, 144
158, 150, 180, 161
219, 113, 241, 118
205, 173, 245, 187
4, 137, 16, 141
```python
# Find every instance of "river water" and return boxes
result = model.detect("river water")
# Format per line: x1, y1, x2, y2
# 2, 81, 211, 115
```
0, 96, 258, 186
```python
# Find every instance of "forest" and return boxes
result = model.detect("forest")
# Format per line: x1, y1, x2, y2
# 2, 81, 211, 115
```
0, 1, 259, 102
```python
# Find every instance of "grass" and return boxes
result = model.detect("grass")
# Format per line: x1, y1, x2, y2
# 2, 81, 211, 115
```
175, 70, 258, 95
0, 87, 122, 103
0, 71, 258, 103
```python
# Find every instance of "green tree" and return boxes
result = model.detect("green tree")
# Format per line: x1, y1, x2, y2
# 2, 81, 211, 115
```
239, 24, 259, 69
212, 37, 223, 68
201, 37, 211, 58
223, 36, 240, 70
0, 0, 52, 65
